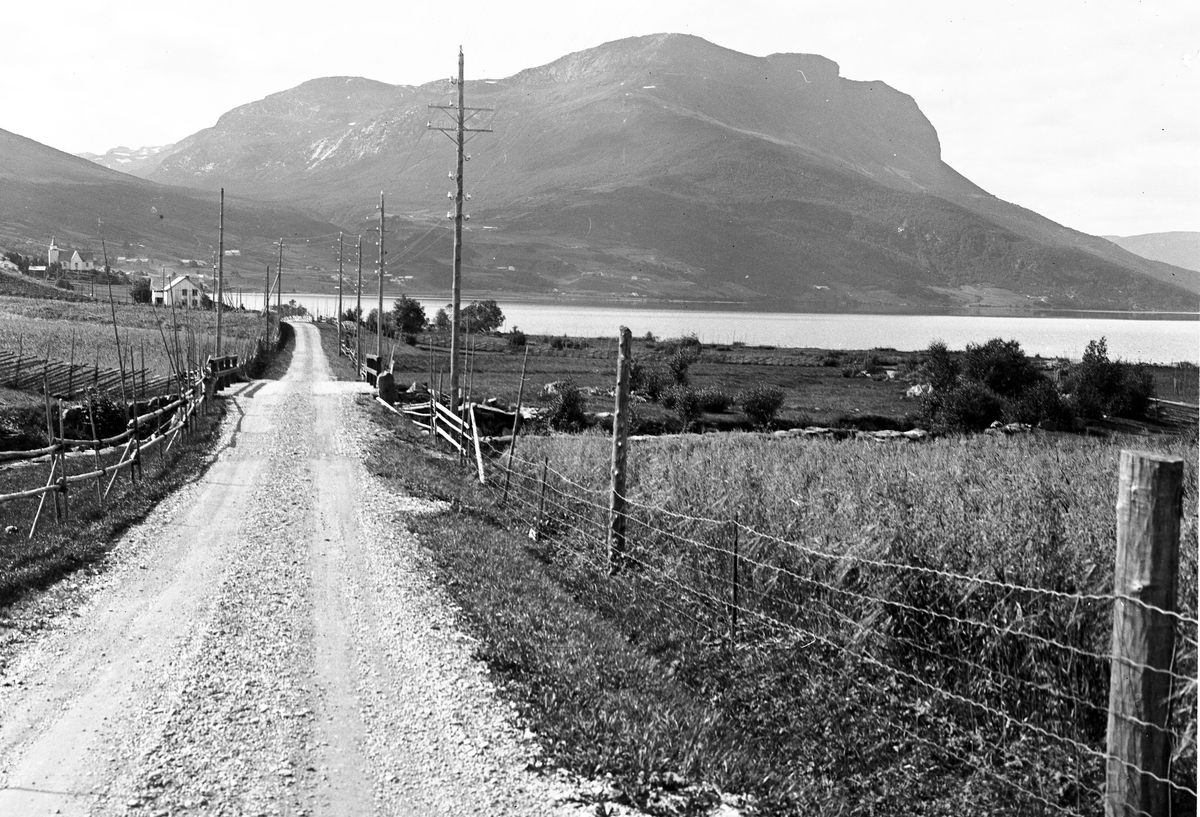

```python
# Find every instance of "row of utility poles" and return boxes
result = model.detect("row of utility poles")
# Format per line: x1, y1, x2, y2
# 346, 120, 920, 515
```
208, 47, 487, 400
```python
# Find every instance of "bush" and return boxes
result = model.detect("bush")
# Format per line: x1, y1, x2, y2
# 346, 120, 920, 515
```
130, 277, 152, 303
695, 386, 734, 413
544, 380, 588, 432
550, 337, 566, 351
961, 338, 1042, 398
434, 308, 450, 330
1066, 338, 1156, 420
740, 384, 785, 429
666, 386, 702, 431
642, 367, 669, 403
920, 340, 959, 394
508, 327, 527, 347
403, 333, 418, 346
929, 381, 1004, 432
667, 346, 699, 386
55, 277, 75, 291
1003, 379, 1075, 430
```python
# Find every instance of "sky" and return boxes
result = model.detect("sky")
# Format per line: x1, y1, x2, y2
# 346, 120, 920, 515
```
5, 0, 1197, 238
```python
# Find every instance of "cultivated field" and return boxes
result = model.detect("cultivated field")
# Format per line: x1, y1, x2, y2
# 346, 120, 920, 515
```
0, 295, 272, 378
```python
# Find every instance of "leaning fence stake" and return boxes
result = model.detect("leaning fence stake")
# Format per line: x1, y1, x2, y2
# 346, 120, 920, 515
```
501, 344, 531, 504
1105, 450, 1184, 817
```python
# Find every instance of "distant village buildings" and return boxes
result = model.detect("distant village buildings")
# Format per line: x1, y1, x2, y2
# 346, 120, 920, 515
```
47, 237, 95, 272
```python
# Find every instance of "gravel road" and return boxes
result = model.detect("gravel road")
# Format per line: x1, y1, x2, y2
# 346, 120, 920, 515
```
0, 321, 593, 816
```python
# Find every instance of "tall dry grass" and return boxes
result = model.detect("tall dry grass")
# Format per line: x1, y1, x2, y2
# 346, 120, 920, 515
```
505, 430, 1197, 812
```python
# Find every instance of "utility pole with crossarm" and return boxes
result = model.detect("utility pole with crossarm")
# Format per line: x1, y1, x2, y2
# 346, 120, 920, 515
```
428, 46, 491, 407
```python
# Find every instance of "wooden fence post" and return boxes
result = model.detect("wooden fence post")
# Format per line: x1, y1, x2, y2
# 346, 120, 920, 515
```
1106, 450, 1184, 817
607, 326, 632, 572
534, 456, 549, 541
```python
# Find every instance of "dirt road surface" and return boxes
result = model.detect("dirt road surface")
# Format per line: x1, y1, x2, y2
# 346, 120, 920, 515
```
0, 322, 590, 816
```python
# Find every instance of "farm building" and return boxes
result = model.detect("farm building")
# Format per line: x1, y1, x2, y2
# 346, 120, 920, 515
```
47, 238, 95, 272
155, 275, 206, 308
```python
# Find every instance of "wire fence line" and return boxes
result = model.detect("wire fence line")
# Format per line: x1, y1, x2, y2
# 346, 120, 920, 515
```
388, 391, 1197, 817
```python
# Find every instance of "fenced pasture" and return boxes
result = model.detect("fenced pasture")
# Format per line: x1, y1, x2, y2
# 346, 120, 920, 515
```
375, 375, 1198, 814
500, 432, 1196, 811
0, 296, 270, 383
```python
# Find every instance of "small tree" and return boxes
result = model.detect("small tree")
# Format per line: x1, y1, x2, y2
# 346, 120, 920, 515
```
434, 308, 450, 330
544, 380, 588, 432
740, 384, 785, 429
130, 277, 152, 303
460, 299, 504, 333
391, 295, 426, 335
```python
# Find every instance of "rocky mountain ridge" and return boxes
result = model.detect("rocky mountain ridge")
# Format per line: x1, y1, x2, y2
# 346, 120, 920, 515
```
57, 34, 1200, 312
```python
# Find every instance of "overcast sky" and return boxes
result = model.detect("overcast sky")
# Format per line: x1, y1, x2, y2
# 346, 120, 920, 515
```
5, 0, 1196, 237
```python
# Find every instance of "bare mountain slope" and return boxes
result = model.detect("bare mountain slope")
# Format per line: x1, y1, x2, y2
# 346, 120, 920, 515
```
84, 34, 1199, 311
1105, 232, 1200, 275
0, 128, 343, 276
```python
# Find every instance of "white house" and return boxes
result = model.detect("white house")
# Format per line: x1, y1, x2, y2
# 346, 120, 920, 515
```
155, 275, 206, 308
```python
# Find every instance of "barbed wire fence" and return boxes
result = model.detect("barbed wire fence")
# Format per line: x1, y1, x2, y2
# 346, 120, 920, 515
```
392, 326, 1197, 816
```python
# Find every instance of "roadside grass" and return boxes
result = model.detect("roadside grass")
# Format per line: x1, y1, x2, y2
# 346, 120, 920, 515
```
313, 322, 363, 382
363, 400, 1198, 815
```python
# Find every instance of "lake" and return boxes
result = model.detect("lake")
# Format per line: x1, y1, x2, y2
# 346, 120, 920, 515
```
232, 292, 1199, 364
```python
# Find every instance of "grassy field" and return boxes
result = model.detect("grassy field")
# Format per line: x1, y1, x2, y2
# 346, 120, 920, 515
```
364, 327, 1198, 435
0, 295, 273, 378
361, 366, 1198, 817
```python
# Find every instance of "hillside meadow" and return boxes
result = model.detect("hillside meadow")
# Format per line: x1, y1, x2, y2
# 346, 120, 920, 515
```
0, 295, 272, 376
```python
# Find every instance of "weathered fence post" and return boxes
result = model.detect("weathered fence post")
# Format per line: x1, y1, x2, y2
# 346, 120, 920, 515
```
607, 326, 632, 572
1106, 450, 1184, 817
534, 456, 549, 541
729, 518, 740, 647
501, 344, 531, 504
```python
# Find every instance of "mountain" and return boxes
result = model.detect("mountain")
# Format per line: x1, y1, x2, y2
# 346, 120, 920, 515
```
80, 34, 1199, 312
77, 144, 175, 177
0, 128, 344, 285
1104, 232, 1200, 274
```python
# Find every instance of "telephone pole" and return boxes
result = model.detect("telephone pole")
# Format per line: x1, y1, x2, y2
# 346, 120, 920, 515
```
336, 232, 344, 355
355, 235, 363, 377
429, 46, 491, 406
215, 188, 225, 356
377, 192, 385, 365
276, 238, 284, 317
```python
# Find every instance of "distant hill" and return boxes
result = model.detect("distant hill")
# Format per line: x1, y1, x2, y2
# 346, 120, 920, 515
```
1104, 232, 1200, 276
77, 144, 174, 178
74, 35, 1200, 312
0, 128, 345, 287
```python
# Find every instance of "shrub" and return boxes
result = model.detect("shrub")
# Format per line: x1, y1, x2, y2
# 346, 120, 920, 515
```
1066, 338, 1156, 420
740, 384, 785, 429
508, 327, 527, 347
55, 277, 75, 291
695, 387, 734, 413
403, 333, 418, 346
544, 380, 588, 432
641, 367, 669, 403
667, 386, 702, 431
1003, 379, 1075, 430
434, 308, 450, 330
820, 354, 841, 367
928, 381, 1004, 432
920, 340, 959, 394
961, 338, 1043, 398
667, 346, 698, 386
130, 277, 151, 302
550, 337, 566, 351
